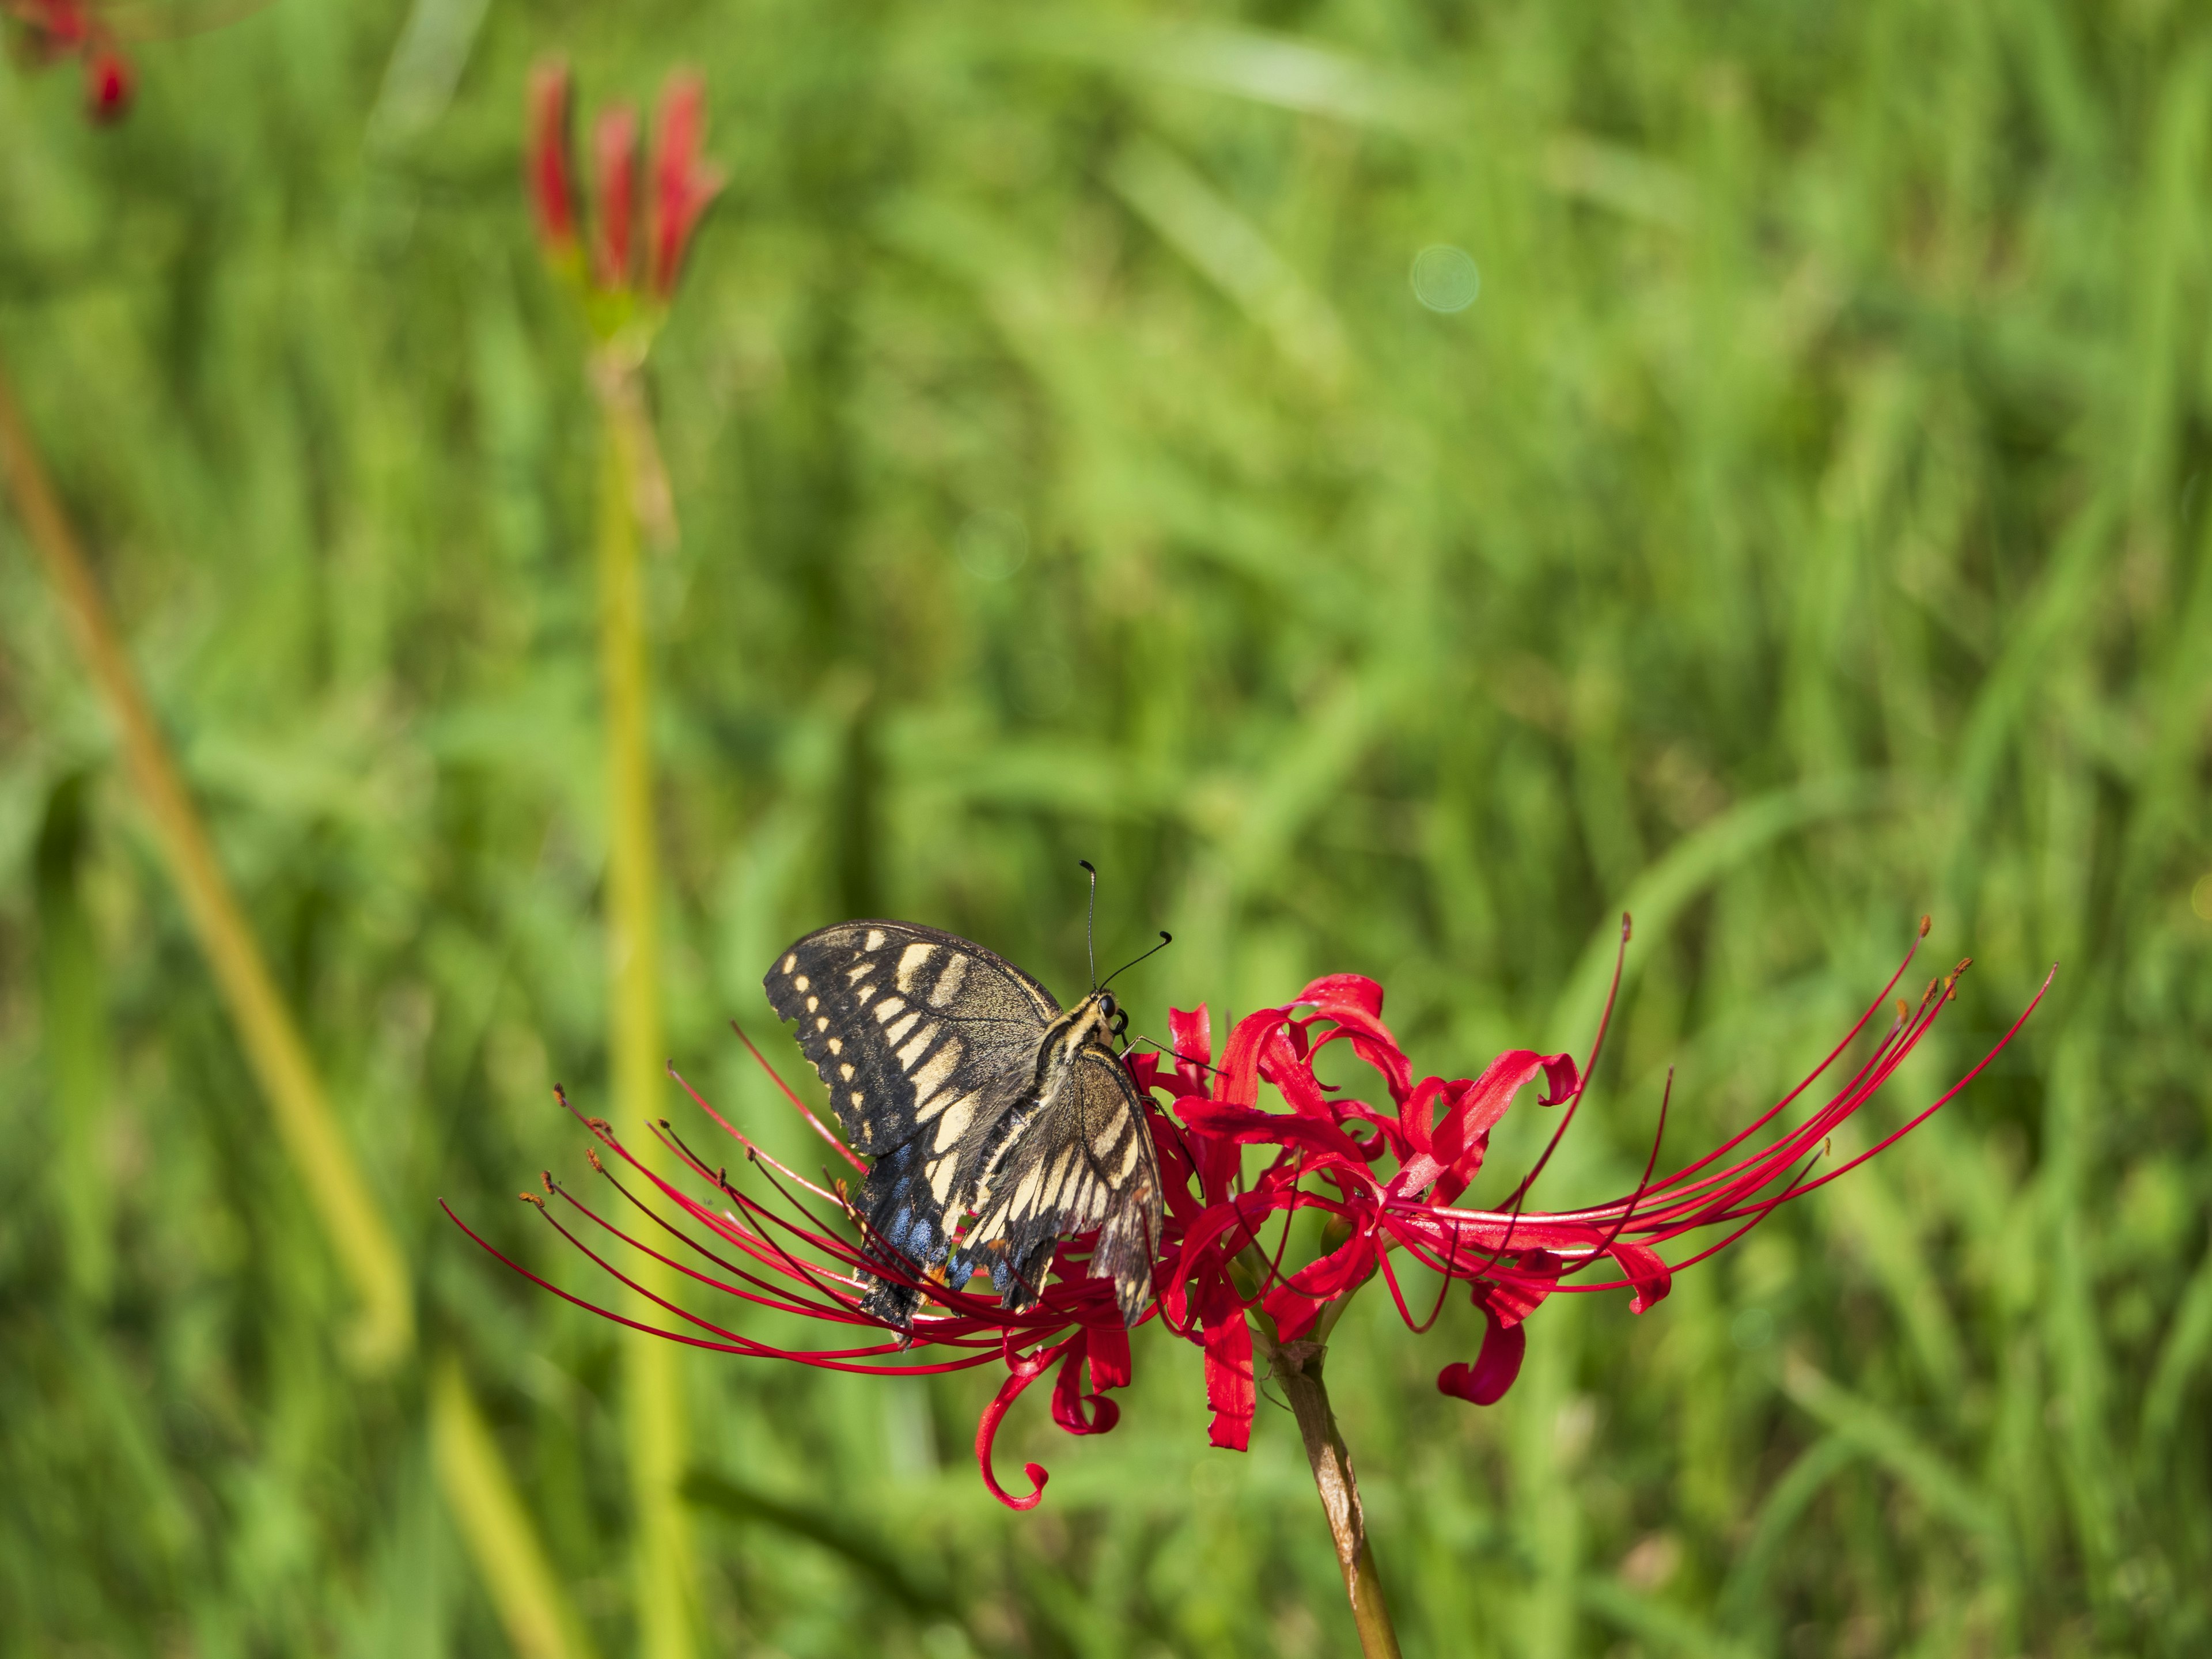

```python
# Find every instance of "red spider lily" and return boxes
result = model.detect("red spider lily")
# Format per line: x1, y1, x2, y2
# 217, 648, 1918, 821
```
525, 58, 723, 313
6, 0, 133, 122
1149, 923, 2048, 1441
452, 921, 2046, 1509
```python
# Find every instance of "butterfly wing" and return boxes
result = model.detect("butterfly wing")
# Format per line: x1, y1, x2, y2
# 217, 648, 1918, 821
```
956, 1042, 1163, 1326
764, 921, 1057, 1326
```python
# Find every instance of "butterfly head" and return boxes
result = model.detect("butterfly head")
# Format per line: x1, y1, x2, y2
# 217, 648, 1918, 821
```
1060, 988, 1129, 1055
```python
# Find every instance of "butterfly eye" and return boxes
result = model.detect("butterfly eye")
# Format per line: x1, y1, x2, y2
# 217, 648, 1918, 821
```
1099, 992, 1117, 1018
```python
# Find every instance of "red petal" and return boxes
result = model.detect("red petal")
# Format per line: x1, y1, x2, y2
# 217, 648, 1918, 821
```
1217, 1007, 1291, 1108
1087, 1321, 1132, 1392
1437, 1310, 1525, 1406
1262, 1232, 1376, 1341
975, 1343, 1061, 1509
1608, 1238, 1672, 1313
1297, 973, 1384, 1016
1169, 1004, 1214, 1071
1423, 1050, 1578, 1202
1049, 1332, 1123, 1436
1200, 1283, 1255, 1450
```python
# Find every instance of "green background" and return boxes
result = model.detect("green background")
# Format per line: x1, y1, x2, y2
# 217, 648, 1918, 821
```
4, 1, 2210, 1653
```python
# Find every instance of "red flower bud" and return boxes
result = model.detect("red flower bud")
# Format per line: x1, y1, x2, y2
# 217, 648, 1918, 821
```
525, 58, 577, 260
649, 70, 724, 300
590, 104, 638, 291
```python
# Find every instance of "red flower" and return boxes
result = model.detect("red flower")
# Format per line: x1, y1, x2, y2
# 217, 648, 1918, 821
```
523, 58, 722, 312
1153, 923, 2046, 1441
7, 0, 133, 123
84, 41, 128, 121
454, 921, 2045, 1508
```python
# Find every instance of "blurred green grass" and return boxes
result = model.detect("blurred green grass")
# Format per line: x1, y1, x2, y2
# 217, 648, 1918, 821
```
3, 0, 2210, 1654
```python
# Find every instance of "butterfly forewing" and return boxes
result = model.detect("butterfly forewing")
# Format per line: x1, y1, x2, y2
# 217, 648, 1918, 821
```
764, 921, 1058, 1322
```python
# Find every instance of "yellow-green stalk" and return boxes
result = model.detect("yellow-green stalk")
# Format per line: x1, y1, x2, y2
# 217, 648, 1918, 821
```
0, 361, 415, 1364
0, 353, 590, 1659
593, 346, 698, 1659
432, 1357, 601, 1659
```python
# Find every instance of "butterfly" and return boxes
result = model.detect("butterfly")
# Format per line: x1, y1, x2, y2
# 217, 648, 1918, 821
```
763, 912, 1168, 1331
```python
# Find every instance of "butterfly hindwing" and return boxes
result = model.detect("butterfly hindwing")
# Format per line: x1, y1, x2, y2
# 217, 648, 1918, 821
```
955, 1044, 1162, 1325
764, 921, 1058, 1322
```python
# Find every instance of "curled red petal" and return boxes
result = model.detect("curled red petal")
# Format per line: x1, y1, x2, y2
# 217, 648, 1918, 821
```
1399, 1075, 1448, 1156
1296, 973, 1385, 1017
1438, 1309, 1525, 1406
1608, 1237, 1672, 1313
1049, 1332, 1123, 1436
975, 1343, 1063, 1510
1217, 1007, 1292, 1108
1408, 1049, 1578, 1202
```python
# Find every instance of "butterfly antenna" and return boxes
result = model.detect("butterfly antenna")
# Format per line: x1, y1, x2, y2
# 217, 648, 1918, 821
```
1080, 859, 1099, 987
1129, 1031, 1222, 1077
1100, 931, 1173, 991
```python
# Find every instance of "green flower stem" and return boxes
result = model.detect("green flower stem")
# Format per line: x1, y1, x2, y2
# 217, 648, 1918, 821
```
1239, 1253, 1402, 1659
592, 349, 698, 1659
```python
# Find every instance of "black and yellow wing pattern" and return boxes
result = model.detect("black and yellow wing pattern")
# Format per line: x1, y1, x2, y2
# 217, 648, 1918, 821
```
951, 1043, 1161, 1322
763, 919, 1161, 1328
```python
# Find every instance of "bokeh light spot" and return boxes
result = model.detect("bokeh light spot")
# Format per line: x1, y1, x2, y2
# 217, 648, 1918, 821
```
1731, 1308, 1774, 1351
1411, 244, 1481, 312
955, 509, 1029, 579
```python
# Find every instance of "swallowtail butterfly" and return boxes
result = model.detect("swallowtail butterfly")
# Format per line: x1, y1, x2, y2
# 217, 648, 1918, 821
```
764, 916, 1165, 1330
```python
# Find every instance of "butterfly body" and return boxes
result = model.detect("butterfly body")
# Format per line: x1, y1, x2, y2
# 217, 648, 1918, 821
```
763, 921, 1161, 1330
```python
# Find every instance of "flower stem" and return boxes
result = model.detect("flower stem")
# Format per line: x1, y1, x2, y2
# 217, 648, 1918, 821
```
590, 348, 698, 1659
1250, 1318, 1404, 1659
